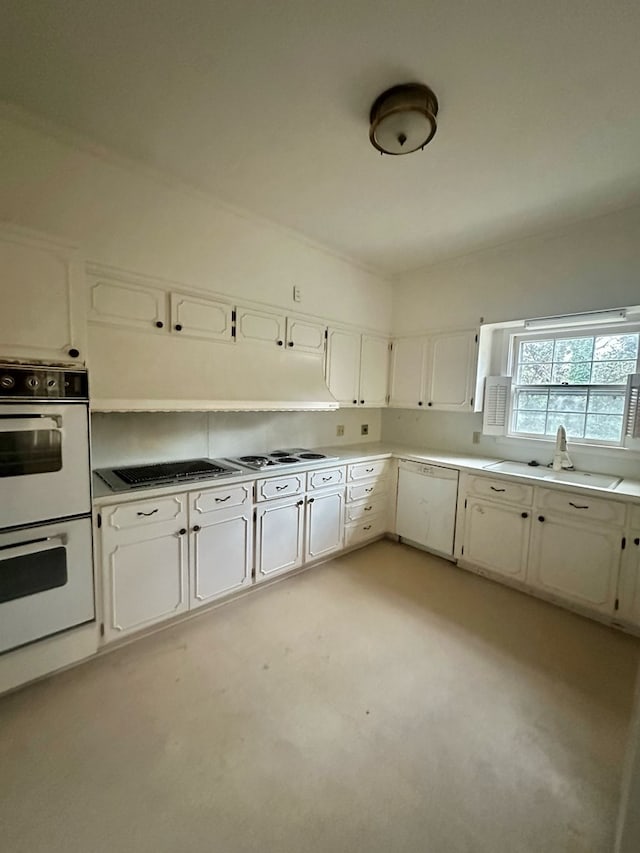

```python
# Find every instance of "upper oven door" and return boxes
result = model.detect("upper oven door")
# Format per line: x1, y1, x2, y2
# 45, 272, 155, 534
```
0, 403, 90, 528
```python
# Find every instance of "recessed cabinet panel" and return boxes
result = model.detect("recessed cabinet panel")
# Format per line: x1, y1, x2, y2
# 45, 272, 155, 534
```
190, 511, 252, 607
345, 515, 386, 546
389, 337, 427, 408
192, 484, 252, 516
618, 533, 640, 627
307, 467, 345, 490
286, 317, 326, 354
255, 497, 304, 580
88, 276, 167, 331
325, 328, 361, 405
256, 474, 305, 501
306, 489, 344, 560
347, 479, 389, 502
462, 499, 530, 580
427, 331, 476, 410
466, 476, 533, 507
170, 293, 233, 341
235, 306, 286, 346
359, 335, 390, 406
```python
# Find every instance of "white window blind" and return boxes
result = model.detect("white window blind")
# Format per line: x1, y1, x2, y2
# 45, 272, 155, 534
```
482, 376, 511, 436
624, 373, 640, 438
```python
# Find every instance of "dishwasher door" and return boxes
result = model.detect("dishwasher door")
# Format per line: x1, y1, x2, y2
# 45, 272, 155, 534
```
396, 460, 459, 557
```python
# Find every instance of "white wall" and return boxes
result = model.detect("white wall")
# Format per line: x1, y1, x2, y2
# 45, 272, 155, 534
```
0, 106, 392, 331
91, 409, 381, 468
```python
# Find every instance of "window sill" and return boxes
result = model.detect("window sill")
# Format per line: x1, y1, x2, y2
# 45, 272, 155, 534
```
494, 434, 640, 461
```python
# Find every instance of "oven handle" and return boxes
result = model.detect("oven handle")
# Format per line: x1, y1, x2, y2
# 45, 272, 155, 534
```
0, 535, 67, 560
0, 415, 63, 431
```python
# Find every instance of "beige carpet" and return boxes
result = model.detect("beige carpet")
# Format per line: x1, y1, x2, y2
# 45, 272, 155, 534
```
1, 541, 638, 853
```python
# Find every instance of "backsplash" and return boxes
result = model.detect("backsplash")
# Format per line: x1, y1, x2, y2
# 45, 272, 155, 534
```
381, 409, 640, 480
90, 409, 381, 468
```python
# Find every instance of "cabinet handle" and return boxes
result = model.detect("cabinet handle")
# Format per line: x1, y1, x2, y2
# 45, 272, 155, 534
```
178, 528, 187, 535
175, 324, 183, 331
288, 341, 294, 347
68, 347, 80, 358
521, 512, 528, 519
427, 401, 432, 407
569, 502, 589, 510
192, 525, 201, 532
321, 476, 332, 481
297, 500, 304, 506
538, 515, 545, 522
365, 467, 374, 473
308, 497, 315, 503
490, 486, 506, 492
277, 340, 284, 346
363, 524, 372, 531
275, 484, 289, 491
634, 537, 639, 546
418, 401, 423, 406
365, 487, 373, 493
137, 508, 158, 517
215, 495, 231, 503
155, 321, 164, 329
364, 506, 373, 511
360, 399, 365, 405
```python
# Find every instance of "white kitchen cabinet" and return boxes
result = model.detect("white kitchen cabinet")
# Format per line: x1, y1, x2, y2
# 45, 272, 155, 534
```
617, 531, 640, 627
235, 305, 286, 347
170, 292, 233, 341
305, 489, 345, 561
255, 495, 305, 581
527, 513, 622, 613
389, 329, 477, 411
0, 225, 85, 363
100, 497, 189, 641
325, 327, 390, 407
87, 270, 167, 333
286, 316, 327, 354
461, 498, 531, 580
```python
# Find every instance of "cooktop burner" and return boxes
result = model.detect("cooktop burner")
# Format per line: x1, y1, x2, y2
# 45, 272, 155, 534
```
227, 448, 338, 470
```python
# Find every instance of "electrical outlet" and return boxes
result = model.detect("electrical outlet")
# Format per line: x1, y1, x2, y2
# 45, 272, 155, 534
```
472, 431, 481, 444
293, 285, 301, 302
361, 423, 369, 436
336, 424, 344, 437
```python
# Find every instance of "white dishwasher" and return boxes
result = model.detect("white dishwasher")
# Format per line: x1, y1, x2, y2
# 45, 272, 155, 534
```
396, 460, 459, 558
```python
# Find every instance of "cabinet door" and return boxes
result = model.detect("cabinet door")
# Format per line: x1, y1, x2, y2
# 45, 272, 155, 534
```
425, 330, 476, 411
190, 509, 253, 607
170, 292, 233, 341
617, 533, 640, 627
325, 328, 361, 405
528, 514, 621, 613
235, 306, 286, 347
286, 317, 327, 354
359, 334, 390, 407
462, 499, 530, 580
101, 505, 188, 641
389, 337, 427, 408
0, 226, 84, 362
305, 490, 345, 561
88, 271, 167, 332
255, 496, 305, 581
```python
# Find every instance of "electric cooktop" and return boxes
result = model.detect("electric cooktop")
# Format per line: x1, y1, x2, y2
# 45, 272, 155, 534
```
226, 448, 338, 471
95, 458, 242, 492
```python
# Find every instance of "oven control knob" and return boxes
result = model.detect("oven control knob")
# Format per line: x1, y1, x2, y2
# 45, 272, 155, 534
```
26, 375, 40, 390
0, 375, 15, 389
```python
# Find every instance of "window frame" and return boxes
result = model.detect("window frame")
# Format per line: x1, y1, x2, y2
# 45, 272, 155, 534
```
506, 322, 640, 447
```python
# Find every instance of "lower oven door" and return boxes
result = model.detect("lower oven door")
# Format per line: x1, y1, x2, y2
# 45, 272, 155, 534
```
0, 516, 95, 655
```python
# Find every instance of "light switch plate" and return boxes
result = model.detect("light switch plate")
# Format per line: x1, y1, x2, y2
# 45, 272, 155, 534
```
336, 424, 344, 436
293, 285, 301, 302
361, 423, 369, 436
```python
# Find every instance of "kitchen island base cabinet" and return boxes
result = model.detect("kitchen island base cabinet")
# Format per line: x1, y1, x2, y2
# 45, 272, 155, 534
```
527, 515, 621, 614
305, 489, 345, 561
462, 499, 530, 581
255, 496, 305, 581
190, 510, 253, 608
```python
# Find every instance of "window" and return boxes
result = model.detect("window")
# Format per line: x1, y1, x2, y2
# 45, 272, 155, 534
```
509, 328, 640, 445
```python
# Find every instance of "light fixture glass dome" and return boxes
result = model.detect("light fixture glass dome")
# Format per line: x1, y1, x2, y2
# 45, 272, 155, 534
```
369, 84, 438, 156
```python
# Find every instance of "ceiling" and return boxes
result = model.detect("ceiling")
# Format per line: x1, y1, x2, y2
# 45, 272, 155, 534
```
3, 0, 640, 275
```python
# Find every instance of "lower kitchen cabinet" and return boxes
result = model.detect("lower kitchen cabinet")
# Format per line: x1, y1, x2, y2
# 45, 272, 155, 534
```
527, 513, 622, 613
462, 498, 530, 580
100, 508, 189, 641
305, 488, 344, 561
255, 495, 305, 581
190, 509, 253, 608
618, 531, 640, 627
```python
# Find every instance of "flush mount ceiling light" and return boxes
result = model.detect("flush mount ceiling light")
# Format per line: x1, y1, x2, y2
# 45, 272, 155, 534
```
369, 83, 439, 155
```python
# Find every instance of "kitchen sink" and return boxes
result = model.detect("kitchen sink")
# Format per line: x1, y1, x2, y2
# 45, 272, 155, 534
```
483, 461, 621, 490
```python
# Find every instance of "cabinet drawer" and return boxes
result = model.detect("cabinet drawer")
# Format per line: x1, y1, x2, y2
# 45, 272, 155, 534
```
345, 515, 387, 546
536, 487, 626, 526
629, 503, 640, 529
345, 495, 388, 523
190, 483, 252, 517
307, 466, 345, 490
347, 479, 389, 503
256, 473, 305, 502
104, 495, 185, 531
347, 459, 390, 482
466, 475, 533, 507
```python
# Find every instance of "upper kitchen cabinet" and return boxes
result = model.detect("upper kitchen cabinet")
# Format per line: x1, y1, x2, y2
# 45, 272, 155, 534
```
325, 327, 390, 407
169, 292, 233, 341
285, 316, 327, 355
235, 305, 286, 347
389, 329, 477, 411
0, 224, 85, 363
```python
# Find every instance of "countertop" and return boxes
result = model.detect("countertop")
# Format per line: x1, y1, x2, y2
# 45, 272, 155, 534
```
92, 442, 640, 507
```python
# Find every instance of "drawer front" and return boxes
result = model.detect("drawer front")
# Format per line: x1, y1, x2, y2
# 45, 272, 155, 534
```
345, 515, 387, 546
105, 495, 185, 531
347, 459, 390, 482
190, 483, 252, 517
347, 479, 389, 503
629, 503, 640, 529
345, 495, 388, 523
536, 487, 626, 526
307, 466, 346, 490
466, 475, 533, 507
256, 473, 305, 502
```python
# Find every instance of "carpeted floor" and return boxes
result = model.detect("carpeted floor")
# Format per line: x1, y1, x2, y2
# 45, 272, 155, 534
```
1, 540, 638, 853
